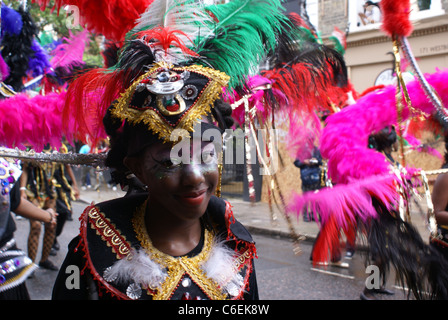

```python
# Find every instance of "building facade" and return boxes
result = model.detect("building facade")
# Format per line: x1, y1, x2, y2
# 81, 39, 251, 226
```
317, 0, 448, 93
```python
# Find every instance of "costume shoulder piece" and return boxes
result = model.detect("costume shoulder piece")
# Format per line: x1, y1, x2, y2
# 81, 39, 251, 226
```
78, 195, 257, 300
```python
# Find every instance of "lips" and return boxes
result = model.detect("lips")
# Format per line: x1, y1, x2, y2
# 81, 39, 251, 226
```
176, 189, 207, 206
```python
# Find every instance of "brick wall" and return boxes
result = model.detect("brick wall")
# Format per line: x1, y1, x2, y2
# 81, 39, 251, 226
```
319, 0, 348, 37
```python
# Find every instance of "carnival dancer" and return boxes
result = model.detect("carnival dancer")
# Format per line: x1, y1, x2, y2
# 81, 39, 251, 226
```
51, 0, 294, 300
51, 143, 80, 252
360, 127, 398, 300
430, 133, 448, 261
19, 159, 58, 271
0, 159, 57, 300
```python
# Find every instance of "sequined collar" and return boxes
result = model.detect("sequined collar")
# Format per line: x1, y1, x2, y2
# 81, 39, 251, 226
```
132, 201, 227, 300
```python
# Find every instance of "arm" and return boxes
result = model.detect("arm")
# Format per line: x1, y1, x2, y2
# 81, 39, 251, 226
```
19, 166, 28, 199
431, 173, 448, 225
11, 183, 57, 227
65, 164, 80, 199
14, 196, 57, 227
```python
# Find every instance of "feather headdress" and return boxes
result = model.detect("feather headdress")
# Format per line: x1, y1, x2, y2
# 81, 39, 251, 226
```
0, 91, 69, 152
261, 13, 349, 114
1, 6, 38, 91
63, 0, 291, 146
32, 0, 153, 42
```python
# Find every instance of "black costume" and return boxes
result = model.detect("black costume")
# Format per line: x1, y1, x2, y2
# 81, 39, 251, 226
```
0, 182, 37, 300
53, 194, 258, 300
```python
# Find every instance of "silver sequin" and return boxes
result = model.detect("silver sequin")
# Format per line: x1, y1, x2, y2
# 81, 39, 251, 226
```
103, 266, 118, 283
181, 277, 191, 288
126, 283, 142, 300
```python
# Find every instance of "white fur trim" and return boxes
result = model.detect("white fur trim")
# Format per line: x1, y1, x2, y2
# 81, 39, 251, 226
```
103, 239, 245, 297
103, 249, 166, 289
201, 240, 245, 297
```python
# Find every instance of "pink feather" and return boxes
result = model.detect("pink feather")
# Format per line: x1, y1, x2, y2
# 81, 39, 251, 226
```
321, 68, 448, 184
287, 174, 398, 228
285, 111, 322, 161
51, 30, 89, 69
0, 91, 71, 152
289, 69, 448, 263
0, 55, 10, 82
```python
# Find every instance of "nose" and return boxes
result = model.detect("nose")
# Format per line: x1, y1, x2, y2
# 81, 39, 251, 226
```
181, 164, 205, 187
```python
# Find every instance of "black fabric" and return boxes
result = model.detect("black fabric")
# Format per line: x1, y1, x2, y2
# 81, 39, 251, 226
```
0, 282, 30, 300
0, 183, 20, 247
53, 194, 258, 300
294, 147, 323, 190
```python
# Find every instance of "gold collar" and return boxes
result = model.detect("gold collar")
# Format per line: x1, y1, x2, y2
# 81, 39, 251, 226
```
132, 202, 227, 300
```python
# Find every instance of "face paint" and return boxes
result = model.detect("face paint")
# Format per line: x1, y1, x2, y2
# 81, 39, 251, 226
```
136, 140, 219, 221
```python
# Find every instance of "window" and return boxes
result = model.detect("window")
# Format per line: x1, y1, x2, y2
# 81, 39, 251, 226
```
348, 0, 445, 33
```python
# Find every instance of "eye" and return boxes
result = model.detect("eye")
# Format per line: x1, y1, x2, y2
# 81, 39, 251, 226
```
180, 85, 198, 100
201, 144, 217, 164
159, 157, 182, 169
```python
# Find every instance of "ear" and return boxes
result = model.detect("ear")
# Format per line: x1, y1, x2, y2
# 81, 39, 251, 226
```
123, 156, 145, 184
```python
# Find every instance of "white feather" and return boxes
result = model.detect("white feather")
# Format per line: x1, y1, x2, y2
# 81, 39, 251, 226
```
103, 249, 166, 289
104, 239, 245, 297
201, 239, 245, 296
132, 0, 216, 62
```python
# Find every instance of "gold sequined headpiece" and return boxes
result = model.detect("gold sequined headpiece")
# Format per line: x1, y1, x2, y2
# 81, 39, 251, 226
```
110, 61, 229, 143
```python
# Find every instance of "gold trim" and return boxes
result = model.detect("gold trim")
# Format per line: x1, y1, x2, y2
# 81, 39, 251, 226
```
88, 207, 131, 258
132, 201, 227, 300
110, 64, 229, 143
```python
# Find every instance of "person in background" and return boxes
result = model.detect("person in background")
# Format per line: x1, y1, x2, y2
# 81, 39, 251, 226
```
359, 1, 381, 25
294, 146, 323, 222
430, 133, 448, 261
0, 160, 56, 299
19, 161, 59, 271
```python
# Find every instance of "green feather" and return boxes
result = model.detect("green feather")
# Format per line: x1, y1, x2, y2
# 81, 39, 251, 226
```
194, 0, 288, 89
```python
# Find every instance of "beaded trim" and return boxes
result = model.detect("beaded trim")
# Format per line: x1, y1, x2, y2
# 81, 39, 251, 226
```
87, 207, 131, 259
132, 201, 227, 300
110, 63, 229, 143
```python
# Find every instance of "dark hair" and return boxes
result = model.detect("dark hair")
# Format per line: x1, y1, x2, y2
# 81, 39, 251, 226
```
368, 126, 397, 152
365, 1, 379, 7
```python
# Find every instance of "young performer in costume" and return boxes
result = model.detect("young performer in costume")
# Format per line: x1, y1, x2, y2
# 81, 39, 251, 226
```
52, 0, 293, 300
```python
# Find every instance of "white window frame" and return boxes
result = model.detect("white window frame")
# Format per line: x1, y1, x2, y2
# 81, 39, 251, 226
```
348, 0, 445, 33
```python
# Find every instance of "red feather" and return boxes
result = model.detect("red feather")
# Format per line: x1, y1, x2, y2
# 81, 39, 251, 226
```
32, 0, 153, 42
262, 60, 345, 114
137, 27, 199, 57
62, 68, 125, 146
311, 215, 341, 264
380, 0, 413, 37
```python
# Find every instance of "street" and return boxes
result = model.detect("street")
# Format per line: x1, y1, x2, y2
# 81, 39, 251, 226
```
13, 201, 408, 300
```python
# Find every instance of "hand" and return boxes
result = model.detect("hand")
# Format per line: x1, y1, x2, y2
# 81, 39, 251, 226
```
73, 185, 80, 199
45, 208, 58, 228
